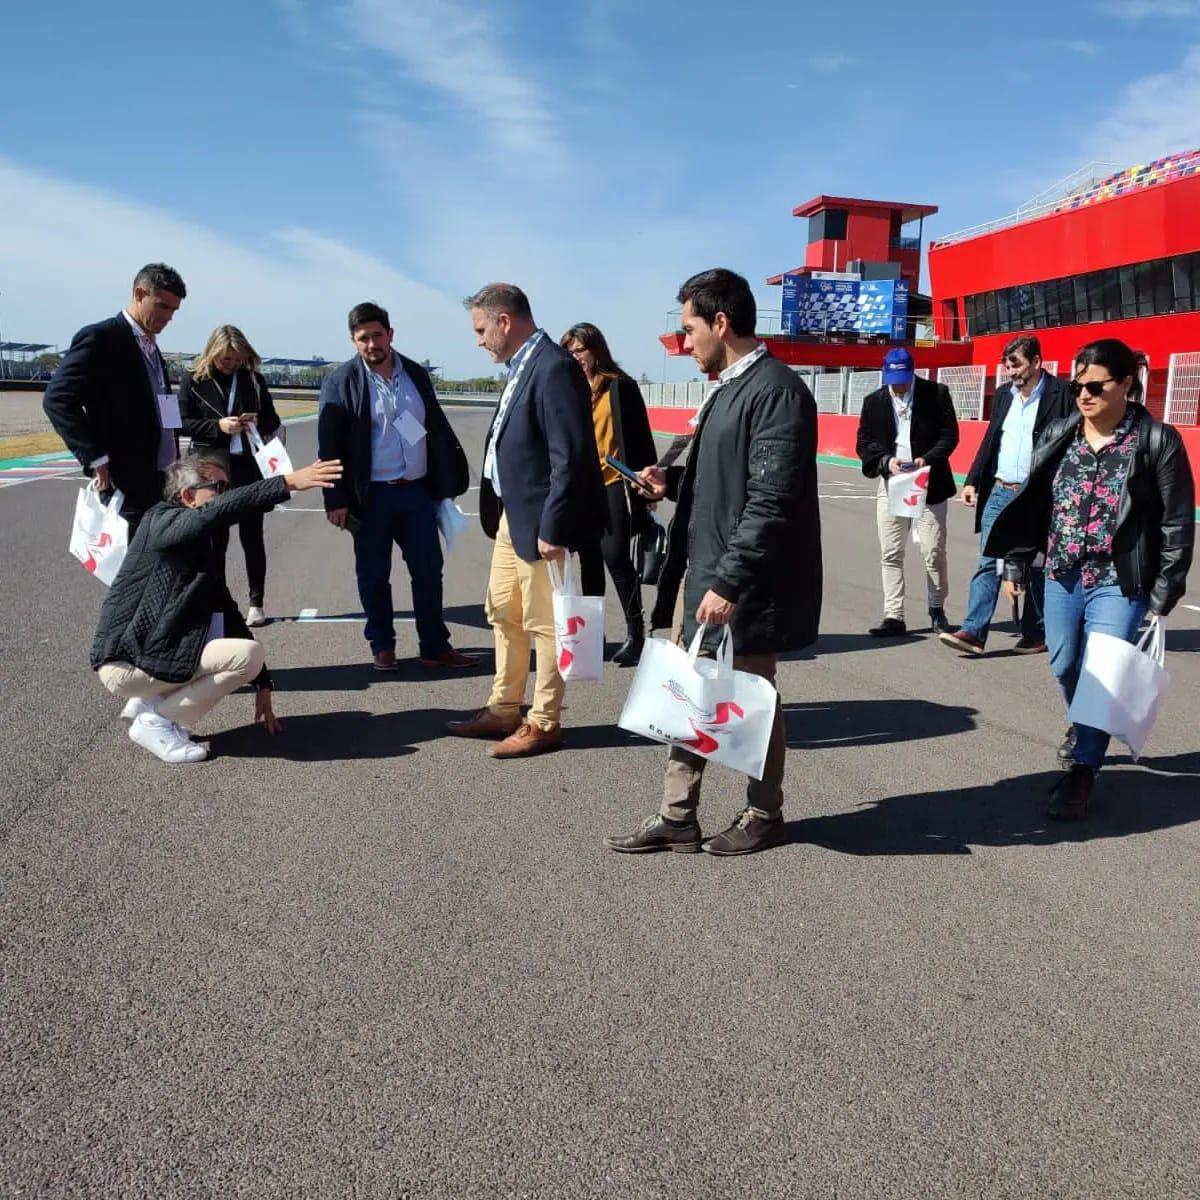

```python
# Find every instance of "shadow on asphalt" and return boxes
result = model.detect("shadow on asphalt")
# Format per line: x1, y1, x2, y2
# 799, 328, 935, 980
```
206, 708, 463, 760
1161, 627, 1200, 653
783, 751, 1200, 855
783, 631, 924, 659
783, 698, 977, 749
267, 649, 495, 691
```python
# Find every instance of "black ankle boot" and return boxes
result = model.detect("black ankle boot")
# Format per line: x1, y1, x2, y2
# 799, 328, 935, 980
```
612, 624, 645, 667
1047, 764, 1095, 821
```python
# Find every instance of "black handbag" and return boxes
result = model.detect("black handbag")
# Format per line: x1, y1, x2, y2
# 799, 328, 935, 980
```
636, 516, 667, 585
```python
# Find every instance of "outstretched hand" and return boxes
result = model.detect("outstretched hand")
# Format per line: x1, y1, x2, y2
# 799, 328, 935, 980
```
286, 460, 343, 492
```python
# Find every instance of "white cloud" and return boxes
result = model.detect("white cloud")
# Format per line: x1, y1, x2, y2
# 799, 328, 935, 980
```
343, 0, 561, 167
1102, 0, 1198, 16
806, 54, 858, 72
1083, 43, 1200, 164
0, 157, 469, 368
1054, 39, 1101, 55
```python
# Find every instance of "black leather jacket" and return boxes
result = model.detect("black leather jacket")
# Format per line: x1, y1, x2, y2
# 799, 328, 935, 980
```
984, 407, 1194, 616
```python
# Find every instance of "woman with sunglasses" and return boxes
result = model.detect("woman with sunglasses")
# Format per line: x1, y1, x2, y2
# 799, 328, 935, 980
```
986, 338, 1194, 819
560, 322, 657, 666
180, 326, 282, 627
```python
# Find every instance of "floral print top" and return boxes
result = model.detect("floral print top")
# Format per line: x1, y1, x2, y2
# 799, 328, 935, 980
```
1046, 406, 1142, 588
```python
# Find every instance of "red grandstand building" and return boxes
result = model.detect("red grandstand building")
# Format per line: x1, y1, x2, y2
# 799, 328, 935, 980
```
928, 148, 1200, 412
652, 148, 1200, 493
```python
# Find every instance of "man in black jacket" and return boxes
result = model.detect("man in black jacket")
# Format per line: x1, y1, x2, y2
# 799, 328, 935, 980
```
93, 452, 342, 763
606, 268, 822, 857
318, 302, 475, 672
44, 263, 187, 533
856, 348, 959, 636
940, 335, 1073, 656
447, 283, 606, 759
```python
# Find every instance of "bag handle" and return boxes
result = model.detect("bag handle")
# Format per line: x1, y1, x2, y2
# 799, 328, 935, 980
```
246, 423, 266, 453
1135, 614, 1166, 667
685, 623, 733, 673
89, 478, 126, 515
546, 555, 577, 596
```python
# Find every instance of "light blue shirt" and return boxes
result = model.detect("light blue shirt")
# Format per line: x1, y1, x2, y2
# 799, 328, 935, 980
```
995, 371, 1046, 484
484, 330, 543, 497
367, 357, 427, 482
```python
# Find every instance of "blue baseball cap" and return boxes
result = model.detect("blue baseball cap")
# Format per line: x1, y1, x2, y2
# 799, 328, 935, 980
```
882, 347, 915, 384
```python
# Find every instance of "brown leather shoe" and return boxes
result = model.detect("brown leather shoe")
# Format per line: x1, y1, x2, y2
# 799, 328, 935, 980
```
373, 649, 399, 671
1013, 637, 1048, 654
420, 648, 480, 669
702, 809, 785, 856
445, 708, 521, 739
938, 629, 985, 655
488, 720, 563, 759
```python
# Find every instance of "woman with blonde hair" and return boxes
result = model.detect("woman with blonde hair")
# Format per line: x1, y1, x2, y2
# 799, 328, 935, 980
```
179, 325, 283, 627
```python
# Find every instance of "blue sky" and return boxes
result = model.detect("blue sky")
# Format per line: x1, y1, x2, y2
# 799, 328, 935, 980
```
1, 0, 1198, 378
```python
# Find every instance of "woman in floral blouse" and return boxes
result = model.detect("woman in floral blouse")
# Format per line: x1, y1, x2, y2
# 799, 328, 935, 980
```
986, 338, 1194, 820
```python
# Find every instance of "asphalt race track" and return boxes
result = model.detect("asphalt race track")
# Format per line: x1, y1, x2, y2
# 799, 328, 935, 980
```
2, 408, 1198, 1198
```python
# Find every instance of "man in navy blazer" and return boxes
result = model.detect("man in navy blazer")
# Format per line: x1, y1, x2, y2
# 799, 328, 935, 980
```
447, 283, 605, 758
44, 263, 187, 532
940, 334, 1073, 657
317, 302, 476, 671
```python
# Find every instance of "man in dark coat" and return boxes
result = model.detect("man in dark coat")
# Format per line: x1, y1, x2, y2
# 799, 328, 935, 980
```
447, 283, 606, 759
318, 302, 475, 672
940, 334, 1073, 657
856, 348, 959, 636
606, 268, 822, 857
43, 263, 187, 533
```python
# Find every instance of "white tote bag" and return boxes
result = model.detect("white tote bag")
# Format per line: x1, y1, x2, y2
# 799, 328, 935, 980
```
68, 480, 129, 586
436, 498, 470, 551
247, 424, 293, 479
619, 625, 777, 779
1068, 617, 1170, 761
886, 466, 930, 518
547, 556, 605, 682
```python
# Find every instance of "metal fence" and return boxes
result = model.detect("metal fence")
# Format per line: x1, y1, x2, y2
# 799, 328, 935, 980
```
1165, 352, 1200, 426
936, 365, 988, 420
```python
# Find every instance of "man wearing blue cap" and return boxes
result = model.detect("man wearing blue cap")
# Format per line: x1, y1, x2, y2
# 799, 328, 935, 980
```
856, 348, 959, 636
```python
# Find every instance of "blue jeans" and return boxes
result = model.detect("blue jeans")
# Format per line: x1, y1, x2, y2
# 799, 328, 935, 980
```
354, 480, 450, 658
961, 484, 1044, 644
1043, 570, 1148, 768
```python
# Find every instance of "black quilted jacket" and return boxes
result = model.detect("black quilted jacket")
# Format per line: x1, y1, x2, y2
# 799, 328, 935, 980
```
90, 477, 289, 685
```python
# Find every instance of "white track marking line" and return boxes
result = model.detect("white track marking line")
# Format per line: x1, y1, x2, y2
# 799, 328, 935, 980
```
293, 608, 413, 624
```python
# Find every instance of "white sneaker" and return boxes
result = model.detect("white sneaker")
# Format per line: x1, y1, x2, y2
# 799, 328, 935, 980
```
128, 712, 208, 763
246, 605, 267, 627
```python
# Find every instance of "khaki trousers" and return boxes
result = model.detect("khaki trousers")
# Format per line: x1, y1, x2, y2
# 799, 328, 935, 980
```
876, 478, 948, 618
484, 514, 564, 731
98, 638, 266, 730
660, 652, 786, 822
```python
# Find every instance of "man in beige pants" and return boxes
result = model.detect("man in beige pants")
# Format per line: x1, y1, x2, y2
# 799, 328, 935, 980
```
447, 284, 605, 759
856, 347, 960, 637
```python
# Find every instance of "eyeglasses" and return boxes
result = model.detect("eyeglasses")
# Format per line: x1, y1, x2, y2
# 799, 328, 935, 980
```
193, 479, 229, 494
1069, 378, 1118, 398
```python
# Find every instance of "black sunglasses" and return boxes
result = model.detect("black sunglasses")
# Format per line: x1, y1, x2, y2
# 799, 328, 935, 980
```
193, 479, 229, 494
1069, 378, 1118, 398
